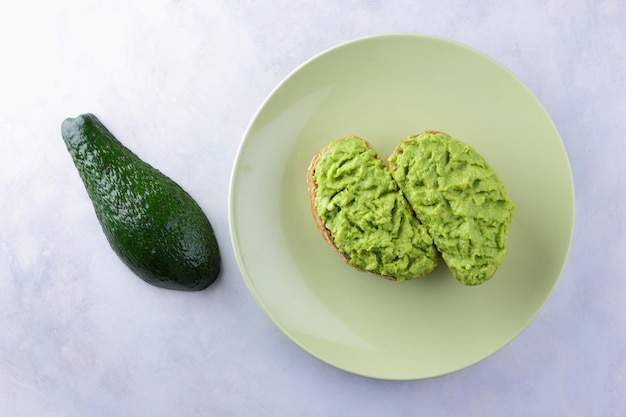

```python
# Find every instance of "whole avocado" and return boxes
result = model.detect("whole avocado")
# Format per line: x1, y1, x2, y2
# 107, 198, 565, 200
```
61, 113, 220, 291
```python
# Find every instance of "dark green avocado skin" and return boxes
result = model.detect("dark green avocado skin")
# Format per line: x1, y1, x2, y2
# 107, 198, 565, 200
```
61, 113, 220, 291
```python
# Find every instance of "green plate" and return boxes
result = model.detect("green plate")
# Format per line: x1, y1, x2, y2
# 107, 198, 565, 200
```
229, 34, 574, 380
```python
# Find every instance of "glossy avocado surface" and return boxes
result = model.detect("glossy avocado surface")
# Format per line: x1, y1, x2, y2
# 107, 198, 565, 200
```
62, 113, 220, 291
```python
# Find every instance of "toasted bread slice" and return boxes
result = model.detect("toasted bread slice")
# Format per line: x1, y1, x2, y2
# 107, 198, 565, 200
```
308, 136, 440, 281
388, 131, 514, 286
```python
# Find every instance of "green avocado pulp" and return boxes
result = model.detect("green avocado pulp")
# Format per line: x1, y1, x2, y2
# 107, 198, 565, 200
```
388, 132, 514, 286
313, 137, 439, 281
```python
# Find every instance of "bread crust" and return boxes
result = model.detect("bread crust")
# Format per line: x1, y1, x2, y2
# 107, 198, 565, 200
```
307, 136, 397, 281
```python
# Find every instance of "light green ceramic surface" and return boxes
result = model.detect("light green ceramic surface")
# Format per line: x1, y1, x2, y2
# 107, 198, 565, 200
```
229, 34, 574, 380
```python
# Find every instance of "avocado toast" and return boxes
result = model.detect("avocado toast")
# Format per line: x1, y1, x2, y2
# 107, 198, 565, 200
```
388, 131, 514, 286
308, 136, 440, 281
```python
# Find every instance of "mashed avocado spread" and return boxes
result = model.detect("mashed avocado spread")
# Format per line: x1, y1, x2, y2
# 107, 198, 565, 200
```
313, 137, 439, 281
388, 132, 514, 286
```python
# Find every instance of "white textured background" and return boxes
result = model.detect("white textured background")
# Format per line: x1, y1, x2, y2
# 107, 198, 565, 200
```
1, 1, 624, 416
